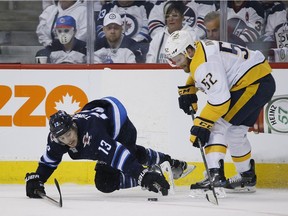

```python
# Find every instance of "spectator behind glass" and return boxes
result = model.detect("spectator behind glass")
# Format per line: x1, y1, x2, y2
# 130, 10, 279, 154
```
204, 10, 246, 47
148, 0, 216, 39
146, 1, 197, 63
226, 0, 265, 48
42, 15, 87, 64
42, 0, 55, 10
94, 12, 146, 63
96, 0, 154, 43
204, 11, 220, 40
36, 0, 87, 47
260, 1, 287, 48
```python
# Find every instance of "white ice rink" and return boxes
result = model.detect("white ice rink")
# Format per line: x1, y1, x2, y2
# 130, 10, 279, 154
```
1, 184, 288, 216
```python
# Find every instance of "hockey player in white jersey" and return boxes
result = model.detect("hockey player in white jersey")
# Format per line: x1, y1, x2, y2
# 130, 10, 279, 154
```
164, 30, 276, 193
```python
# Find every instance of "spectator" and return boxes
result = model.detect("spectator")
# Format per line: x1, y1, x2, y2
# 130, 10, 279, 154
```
94, 12, 146, 63
226, 0, 265, 48
204, 10, 246, 47
96, 0, 154, 43
148, 0, 216, 39
261, 1, 287, 47
40, 15, 86, 64
36, 0, 87, 47
42, 0, 55, 10
203, 10, 220, 40
146, 1, 197, 63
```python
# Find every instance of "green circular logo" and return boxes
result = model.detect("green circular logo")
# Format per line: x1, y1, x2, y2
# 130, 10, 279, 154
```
265, 97, 288, 133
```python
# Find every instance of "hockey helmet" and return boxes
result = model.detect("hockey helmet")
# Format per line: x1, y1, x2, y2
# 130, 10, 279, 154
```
49, 110, 73, 138
164, 30, 196, 67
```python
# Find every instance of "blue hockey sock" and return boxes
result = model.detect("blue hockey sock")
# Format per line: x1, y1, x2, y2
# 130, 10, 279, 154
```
119, 173, 138, 188
145, 148, 166, 166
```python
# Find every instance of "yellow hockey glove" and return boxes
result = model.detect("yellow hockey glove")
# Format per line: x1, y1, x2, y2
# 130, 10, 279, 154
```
178, 85, 198, 114
190, 117, 214, 148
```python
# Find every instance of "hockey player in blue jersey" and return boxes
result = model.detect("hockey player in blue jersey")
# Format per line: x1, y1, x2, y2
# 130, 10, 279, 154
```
25, 96, 194, 198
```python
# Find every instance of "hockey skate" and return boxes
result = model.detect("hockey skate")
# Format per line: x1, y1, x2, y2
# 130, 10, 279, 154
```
169, 159, 196, 180
225, 159, 257, 193
189, 160, 226, 198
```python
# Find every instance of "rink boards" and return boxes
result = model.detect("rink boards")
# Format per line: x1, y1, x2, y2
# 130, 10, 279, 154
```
0, 64, 287, 187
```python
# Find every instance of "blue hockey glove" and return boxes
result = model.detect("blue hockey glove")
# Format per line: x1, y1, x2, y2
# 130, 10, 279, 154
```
138, 165, 170, 196
25, 173, 46, 198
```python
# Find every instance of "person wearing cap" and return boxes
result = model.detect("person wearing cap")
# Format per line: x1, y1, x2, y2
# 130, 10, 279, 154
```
96, 0, 153, 43
36, 0, 87, 47
37, 15, 87, 64
25, 96, 196, 198
94, 12, 146, 63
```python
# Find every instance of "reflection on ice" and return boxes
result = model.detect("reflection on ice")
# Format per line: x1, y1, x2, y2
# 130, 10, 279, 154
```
1, 184, 288, 216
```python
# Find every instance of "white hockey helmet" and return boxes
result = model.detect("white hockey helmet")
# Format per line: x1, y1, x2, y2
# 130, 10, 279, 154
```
164, 30, 196, 67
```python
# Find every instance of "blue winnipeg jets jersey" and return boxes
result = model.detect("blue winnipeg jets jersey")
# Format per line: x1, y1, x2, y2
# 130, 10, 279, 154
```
36, 97, 143, 182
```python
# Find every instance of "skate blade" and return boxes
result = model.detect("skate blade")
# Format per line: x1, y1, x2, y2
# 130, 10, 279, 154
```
225, 186, 256, 193
179, 165, 196, 178
160, 161, 175, 194
189, 187, 227, 199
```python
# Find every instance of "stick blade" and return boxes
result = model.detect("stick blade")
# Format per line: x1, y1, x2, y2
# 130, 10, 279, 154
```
54, 178, 63, 207
205, 190, 218, 205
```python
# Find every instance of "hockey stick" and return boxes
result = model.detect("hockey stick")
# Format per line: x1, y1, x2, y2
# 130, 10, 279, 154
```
37, 178, 63, 208
190, 113, 219, 205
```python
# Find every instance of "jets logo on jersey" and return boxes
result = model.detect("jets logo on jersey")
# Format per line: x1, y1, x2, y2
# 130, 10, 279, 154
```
83, 132, 91, 147
122, 14, 138, 38
183, 6, 196, 28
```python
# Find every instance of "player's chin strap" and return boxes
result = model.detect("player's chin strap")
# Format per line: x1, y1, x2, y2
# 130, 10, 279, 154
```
190, 108, 219, 205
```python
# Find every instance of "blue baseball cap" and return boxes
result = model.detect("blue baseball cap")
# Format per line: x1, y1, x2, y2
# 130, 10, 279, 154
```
56, 15, 76, 29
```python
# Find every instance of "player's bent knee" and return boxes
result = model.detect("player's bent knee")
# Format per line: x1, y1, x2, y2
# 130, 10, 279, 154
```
94, 162, 120, 193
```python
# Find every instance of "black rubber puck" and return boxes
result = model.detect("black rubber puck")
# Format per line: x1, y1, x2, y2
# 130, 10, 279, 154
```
148, 198, 158, 201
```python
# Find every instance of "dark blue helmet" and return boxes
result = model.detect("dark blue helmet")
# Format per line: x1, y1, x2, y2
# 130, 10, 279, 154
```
49, 110, 73, 137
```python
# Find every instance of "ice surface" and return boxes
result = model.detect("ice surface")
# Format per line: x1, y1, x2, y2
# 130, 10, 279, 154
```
1, 184, 288, 216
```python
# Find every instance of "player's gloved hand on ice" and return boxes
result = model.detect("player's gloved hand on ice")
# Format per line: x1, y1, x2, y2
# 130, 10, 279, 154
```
190, 117, 213, 148
138, 165, 170, 196
25, 172, 46, 198
178, 85, 198, 114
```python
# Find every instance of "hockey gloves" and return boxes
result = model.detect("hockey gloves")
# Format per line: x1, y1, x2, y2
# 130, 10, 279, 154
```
190, 117, 213, 148
138, 165, 170, 196
178, 85, 198, 114
25, 172, 46, 198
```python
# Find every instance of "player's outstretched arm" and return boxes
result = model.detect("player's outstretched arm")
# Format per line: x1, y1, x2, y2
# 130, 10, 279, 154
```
138, 165, 170, 196
25, 173, 46, 198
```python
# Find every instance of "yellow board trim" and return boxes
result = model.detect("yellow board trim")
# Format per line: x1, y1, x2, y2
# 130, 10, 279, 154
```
1, 161, 288, 188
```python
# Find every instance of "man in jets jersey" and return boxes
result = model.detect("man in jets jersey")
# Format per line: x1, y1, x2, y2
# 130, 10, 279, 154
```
165, 30, 275, 192
25, 97, 194, 198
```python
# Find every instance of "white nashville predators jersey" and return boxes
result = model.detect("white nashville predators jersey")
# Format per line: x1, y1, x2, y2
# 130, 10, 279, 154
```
188, 39, 271, 122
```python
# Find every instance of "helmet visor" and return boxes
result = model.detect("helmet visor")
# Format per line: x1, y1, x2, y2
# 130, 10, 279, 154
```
168, 54, 186, 67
